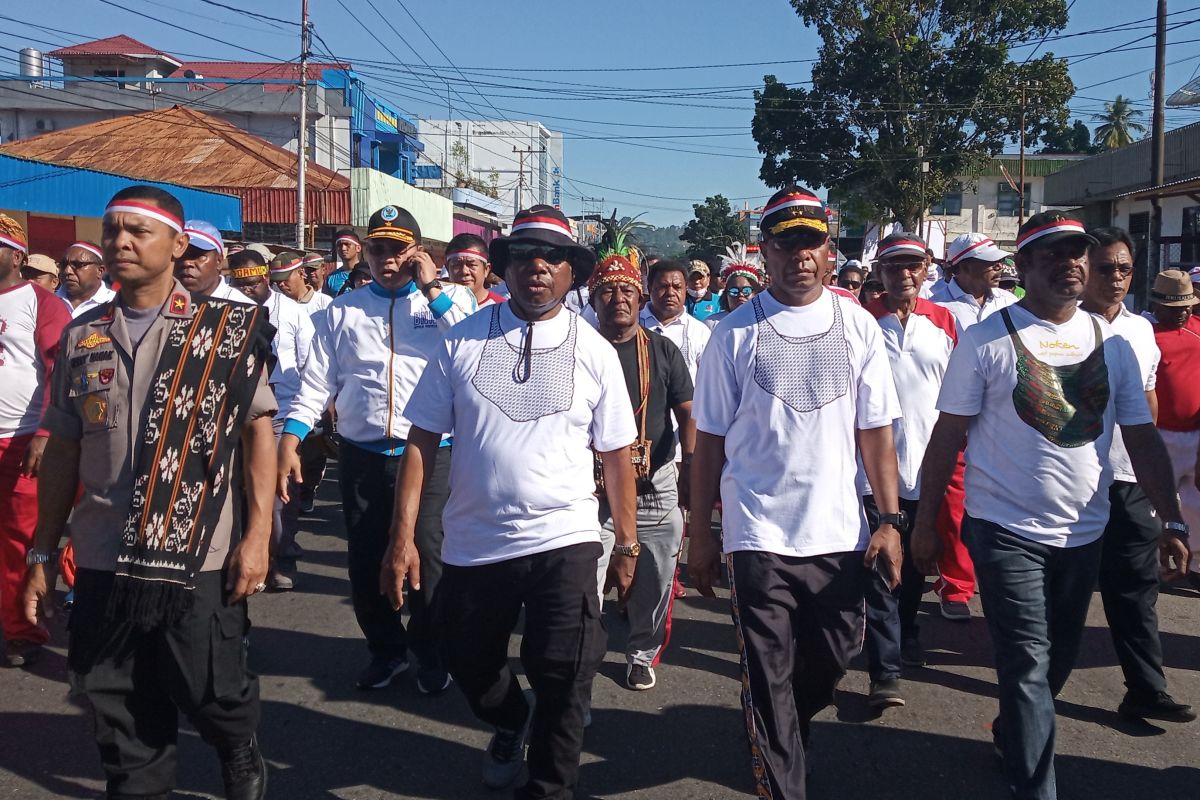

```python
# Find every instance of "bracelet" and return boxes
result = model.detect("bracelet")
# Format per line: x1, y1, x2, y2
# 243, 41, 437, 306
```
1163, 520, 1190, 542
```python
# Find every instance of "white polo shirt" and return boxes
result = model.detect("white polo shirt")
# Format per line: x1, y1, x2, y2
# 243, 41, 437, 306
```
930, 277, 1017, 333
694, 288, 901, 557
405, 302, 637, 566
1103, 305, 1160, 483
860, 297, 958, 500
264, 290, 315, 422
639, 305, 711, 383
58, 282, 116, 319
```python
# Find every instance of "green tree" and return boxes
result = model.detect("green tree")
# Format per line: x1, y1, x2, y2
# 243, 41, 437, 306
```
1040, 119, 1098, 154
1092, 95, 1146, 150
636, 224, 687, 257
681, 195, 748, 263
752, 1, 1075, 229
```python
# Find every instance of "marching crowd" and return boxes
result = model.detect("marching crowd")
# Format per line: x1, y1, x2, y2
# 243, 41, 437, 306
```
0, 182, 1198, 800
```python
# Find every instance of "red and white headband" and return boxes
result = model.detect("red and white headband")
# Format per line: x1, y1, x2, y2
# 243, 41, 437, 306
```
762, 192, 823, 218
183, 225, 224, 255
69, 241, 103, 260
269, 257, 304, 276
877, 239, 928, 260
1016, 220, 1085, 252
0, 232, 27, 253
511, 215, 575, 240
444, 250, 489, 263
336, 235, 361, 246
105, 200, 183, 234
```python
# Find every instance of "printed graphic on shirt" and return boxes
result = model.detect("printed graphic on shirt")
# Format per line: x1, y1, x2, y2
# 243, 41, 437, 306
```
1003, 308, 1109, 448
471, 305, 577, 422
751, 293, 850, 412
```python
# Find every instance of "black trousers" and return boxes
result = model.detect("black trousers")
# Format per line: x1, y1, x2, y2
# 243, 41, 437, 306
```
68, 569, 259, 799
339, 441, 449, 667
728, 550, 867, 800
1099, 481, 1168, 696
439, 542, 606, 800
863, 496, 925, 681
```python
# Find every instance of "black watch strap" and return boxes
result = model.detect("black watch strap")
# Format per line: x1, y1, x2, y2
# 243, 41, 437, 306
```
878, 511, 908, 532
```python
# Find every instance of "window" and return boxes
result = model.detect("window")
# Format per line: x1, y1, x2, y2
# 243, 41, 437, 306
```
94, 68, 133, 90
1182, 206, 1200, 264
996, 183, 1031, 217
929, 191, 963, 216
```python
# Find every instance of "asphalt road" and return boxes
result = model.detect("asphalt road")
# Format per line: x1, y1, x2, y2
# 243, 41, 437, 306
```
2, 465, 1198, 799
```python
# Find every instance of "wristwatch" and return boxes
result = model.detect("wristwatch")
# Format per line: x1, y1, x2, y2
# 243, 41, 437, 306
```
419, 278, 443, 294
612, 542, 642, 557
25, 549, 52, 567
878, 511, 909, 533
1163, 520, 1190, 541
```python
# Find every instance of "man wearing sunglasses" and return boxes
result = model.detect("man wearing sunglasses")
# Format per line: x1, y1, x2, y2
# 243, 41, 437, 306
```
386, 205, 637, 798
279, 205, 476, 695
837, 264, 865, 299
57, 241, 115, 318
1080, 227, 1193, 723
689, 186, 903, 796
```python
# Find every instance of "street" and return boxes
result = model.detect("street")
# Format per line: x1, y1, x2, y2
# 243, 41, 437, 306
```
2, 465, 1198, 800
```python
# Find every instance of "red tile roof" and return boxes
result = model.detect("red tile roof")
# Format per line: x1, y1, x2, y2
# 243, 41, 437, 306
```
48, 35, 180, 66
170, 61, 350, 90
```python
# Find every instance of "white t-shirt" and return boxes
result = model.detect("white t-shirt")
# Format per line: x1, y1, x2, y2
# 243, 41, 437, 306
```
858, 298, 958, 500
1103, 305, 1159, 483
298, 288, 332, 316
405, 302, 637, 566
937, 304, 1151, 547
930, 277, 1017, 334
693, 289, 901, 557
264, 290, 315, 421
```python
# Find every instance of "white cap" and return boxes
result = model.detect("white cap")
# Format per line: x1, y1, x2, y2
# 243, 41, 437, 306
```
1190, 266, 1200, 284
947, 232, 1010, 266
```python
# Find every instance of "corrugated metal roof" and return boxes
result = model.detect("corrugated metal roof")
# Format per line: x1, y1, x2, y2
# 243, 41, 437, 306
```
235, 187, 349, 225
47, 35, 180, 67
0, 152, 241, 230
984, 157, 1084, 178
0, 105, 349, 194
1045, 122, 1200, 205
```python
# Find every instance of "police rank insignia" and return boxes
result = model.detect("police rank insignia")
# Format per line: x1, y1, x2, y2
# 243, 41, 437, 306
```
170, 292, 188, 313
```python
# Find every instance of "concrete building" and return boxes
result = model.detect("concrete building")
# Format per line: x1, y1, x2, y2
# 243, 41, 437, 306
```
415, 119, 564, 217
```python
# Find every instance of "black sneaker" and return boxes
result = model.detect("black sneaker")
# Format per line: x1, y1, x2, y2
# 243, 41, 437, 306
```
416, 665, 453, 695
626, 663, 656, 691
867, 679, 905, 709
900, 637, 926, 668
219, 736, 267, 800
355, 655, 409, 690
482, 704, 532, 789
1118, 690, 1197, 723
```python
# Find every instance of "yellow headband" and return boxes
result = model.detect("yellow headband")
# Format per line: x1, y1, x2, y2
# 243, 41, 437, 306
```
231, 265, 268, 280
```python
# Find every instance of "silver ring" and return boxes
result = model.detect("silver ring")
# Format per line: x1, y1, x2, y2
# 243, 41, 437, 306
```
254, 582, 268, 593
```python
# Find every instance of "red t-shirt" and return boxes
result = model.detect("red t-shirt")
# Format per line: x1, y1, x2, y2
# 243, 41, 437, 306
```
1151, 314, 1200, 432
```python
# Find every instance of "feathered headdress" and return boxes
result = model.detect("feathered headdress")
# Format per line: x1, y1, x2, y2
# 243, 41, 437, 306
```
719, 242, 764, 286
596, 210, 643, 273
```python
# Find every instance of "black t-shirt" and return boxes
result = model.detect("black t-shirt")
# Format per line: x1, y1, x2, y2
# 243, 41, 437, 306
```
610, 327, 694, 476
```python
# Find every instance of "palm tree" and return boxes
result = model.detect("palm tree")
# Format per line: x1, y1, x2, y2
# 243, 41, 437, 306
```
1092, 95, 1146, 150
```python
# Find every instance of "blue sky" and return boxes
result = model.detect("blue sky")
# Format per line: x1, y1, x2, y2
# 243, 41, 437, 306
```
2, 0, 1198, 225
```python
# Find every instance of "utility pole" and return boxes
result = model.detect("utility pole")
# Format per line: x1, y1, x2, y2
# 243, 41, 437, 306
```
1148, 0, 1167, 290
513, 146, 545, 215
296, 0, 309, 249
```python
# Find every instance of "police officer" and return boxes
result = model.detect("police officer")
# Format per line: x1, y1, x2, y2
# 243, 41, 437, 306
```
21, 185, 276, 800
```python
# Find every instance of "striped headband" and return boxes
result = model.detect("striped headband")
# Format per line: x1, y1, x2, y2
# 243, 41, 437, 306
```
511, 215, 574, 239
877, 240, 928, 260
69, 241, 104, 260
183, 225, 224, 254
269, 257, 304, 277
0, 232, 28, 253
302, 254, 324, 266
949, 237, 996, 265
335, 235, 360, 246
105, 200, 183, 233
762, 193, 823, 218
444, 249, 489, 263
1016, 219, 1086, 252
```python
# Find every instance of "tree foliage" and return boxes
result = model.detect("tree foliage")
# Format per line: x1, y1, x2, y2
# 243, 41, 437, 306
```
752, 1, 1075, 229
1039, 119, 1098, 154
636, 224, 687, 257
680, 195, 748, 263
1092, 95, 1146, 150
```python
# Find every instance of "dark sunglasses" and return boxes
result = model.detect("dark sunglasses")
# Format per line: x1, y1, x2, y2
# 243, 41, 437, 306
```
767, 231, 828, 252
726, 286, 755, 298
61, 259, 102, 271
508, 244, 570, 264
365, 240, 415, 256
1093, 263, 1134, 276
839, 280, 863, 289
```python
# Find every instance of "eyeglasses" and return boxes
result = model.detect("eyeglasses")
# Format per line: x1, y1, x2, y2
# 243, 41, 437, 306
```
61, 259, 101, 271
508, 244, 570, 264
839, 280, 863, 289
766, 232, 828, 253
726, 286, 755, 298
1094, 263, 1134, 276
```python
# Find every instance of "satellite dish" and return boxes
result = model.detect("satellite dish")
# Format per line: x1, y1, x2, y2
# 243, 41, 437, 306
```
1167, 75, 1200, 107
184, 69, 204, 80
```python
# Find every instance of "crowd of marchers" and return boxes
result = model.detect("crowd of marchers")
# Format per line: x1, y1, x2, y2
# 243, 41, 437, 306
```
0, 183, 1198, 800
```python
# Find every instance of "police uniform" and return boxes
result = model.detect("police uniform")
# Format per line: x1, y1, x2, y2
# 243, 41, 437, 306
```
43, 280, 276, 798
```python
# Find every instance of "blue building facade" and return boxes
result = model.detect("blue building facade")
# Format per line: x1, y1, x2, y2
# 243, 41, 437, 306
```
321, 68, 424, 185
